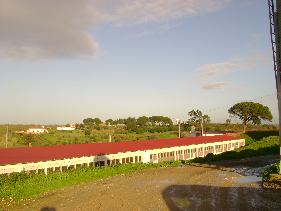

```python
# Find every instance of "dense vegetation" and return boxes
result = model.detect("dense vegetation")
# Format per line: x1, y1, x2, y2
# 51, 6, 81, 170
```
193, 135, 279, 163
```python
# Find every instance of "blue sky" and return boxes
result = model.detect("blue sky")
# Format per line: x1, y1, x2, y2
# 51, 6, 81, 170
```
0, 0, 278, 124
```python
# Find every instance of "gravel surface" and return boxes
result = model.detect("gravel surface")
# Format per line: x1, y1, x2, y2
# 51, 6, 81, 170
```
12, 155, 281, 211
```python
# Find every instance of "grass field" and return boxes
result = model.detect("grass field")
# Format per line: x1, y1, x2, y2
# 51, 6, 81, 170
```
0, 125, 178, 148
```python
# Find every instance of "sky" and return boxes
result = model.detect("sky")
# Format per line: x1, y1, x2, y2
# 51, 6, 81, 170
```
0, 0, 278, 124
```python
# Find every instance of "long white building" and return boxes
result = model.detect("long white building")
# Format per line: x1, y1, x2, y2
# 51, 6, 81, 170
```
0, 136, 245, 175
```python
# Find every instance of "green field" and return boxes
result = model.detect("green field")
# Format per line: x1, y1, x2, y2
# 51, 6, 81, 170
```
0, 125, 178, 148
0, 123, 278, 148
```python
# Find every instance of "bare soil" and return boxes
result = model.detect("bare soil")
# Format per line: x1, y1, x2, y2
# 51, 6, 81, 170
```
13, 155, 281, 211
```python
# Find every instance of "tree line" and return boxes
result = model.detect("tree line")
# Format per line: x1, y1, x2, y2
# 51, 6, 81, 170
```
80, 101, 273, 135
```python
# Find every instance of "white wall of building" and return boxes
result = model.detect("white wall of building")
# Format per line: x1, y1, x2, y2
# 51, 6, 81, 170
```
0, 138, 245, 175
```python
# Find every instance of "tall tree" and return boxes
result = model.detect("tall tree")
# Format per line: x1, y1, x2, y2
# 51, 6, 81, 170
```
105, 119, 114, 126
93, 118, 102, 126
125, 117, 137, 131
83, 118, 102, 126
225, 119, 231, 124
228, 102, 273, 132
137, 116, 149, 127
188, 109, 210, 135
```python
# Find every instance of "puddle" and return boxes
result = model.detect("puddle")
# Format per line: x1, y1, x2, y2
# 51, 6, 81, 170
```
234, 176, 262, 184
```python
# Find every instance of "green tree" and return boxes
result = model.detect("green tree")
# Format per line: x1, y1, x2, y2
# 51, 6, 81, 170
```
228, 102, 273, 132
93, 118, 102, 125
149, 116, 173, 126
83, 118, 102, 126
188, 109, 211, 135
20, 134, 36, 147
125, 117, 137, 131
225, 119, 231, 124
83, 118, 95, 126
137, 116, 149, 127
105, 119, 114, 126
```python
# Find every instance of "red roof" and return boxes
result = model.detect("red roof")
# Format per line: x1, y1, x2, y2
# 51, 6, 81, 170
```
0, 136, 240, 165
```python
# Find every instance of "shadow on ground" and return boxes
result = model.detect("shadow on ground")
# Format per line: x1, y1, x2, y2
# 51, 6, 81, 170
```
162, 184, 281, 211
40, 207, 56, 211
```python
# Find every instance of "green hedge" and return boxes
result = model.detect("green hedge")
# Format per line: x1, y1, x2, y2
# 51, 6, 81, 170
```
193, 136, 279, 163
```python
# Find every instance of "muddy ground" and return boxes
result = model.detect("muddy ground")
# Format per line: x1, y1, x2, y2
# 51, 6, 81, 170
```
13, 155, 281, 211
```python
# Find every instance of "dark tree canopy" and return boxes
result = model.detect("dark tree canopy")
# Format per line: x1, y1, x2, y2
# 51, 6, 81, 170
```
83, 118, 102, 126
228, 102, 273, 132
125, 117, 137, 130
149, 116, 173, 126
105, 119, 114, 125
137, 116, 149, 127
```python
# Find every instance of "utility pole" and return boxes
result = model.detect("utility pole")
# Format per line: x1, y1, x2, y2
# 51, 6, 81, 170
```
268, 0, 281, 174
176, 119, 181, 138
109, 134, 112, 142
178, 120, 181, 138
5, 125, 8, 148
277, 0, 281, 175
200, 117, 204, 136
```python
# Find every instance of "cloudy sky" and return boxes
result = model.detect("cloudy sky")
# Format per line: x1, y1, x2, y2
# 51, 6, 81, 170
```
0, 0, 278, 124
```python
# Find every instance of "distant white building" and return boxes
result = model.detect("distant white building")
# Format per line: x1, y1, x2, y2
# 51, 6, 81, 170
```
27, 127, 48, 134
191, 131, 224, 137
203, 132, 224, 137
57, 124, 76, 131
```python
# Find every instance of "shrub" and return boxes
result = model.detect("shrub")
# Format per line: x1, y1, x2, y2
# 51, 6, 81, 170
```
262, 163, 280, 181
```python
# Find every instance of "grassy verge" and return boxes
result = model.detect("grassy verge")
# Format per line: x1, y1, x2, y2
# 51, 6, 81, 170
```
0, 161, 182, 208
193, 136, 279, 163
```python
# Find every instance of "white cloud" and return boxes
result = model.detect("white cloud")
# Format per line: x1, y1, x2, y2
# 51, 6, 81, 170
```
202, 82, 227, 90
101, 0, 231, 26
195, 53, 270, 90
0, 0, 231, 59
0, 0, 100, 59
197, 53, 270, 77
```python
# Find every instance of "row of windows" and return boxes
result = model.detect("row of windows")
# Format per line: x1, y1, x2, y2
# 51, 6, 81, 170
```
107, 156, 142, 166
149, 142, 240, 160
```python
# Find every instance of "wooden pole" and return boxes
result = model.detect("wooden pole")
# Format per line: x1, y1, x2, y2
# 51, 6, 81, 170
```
178, 121, 181, 138
5, 125, 8, 148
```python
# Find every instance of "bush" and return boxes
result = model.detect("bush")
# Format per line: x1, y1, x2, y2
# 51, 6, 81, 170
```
193, 136, 279, 163
262, 163, 280, 181
84, 129, 91, 136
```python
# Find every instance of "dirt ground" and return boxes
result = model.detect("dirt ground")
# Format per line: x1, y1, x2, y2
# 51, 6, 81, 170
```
13, 155, 281, 211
